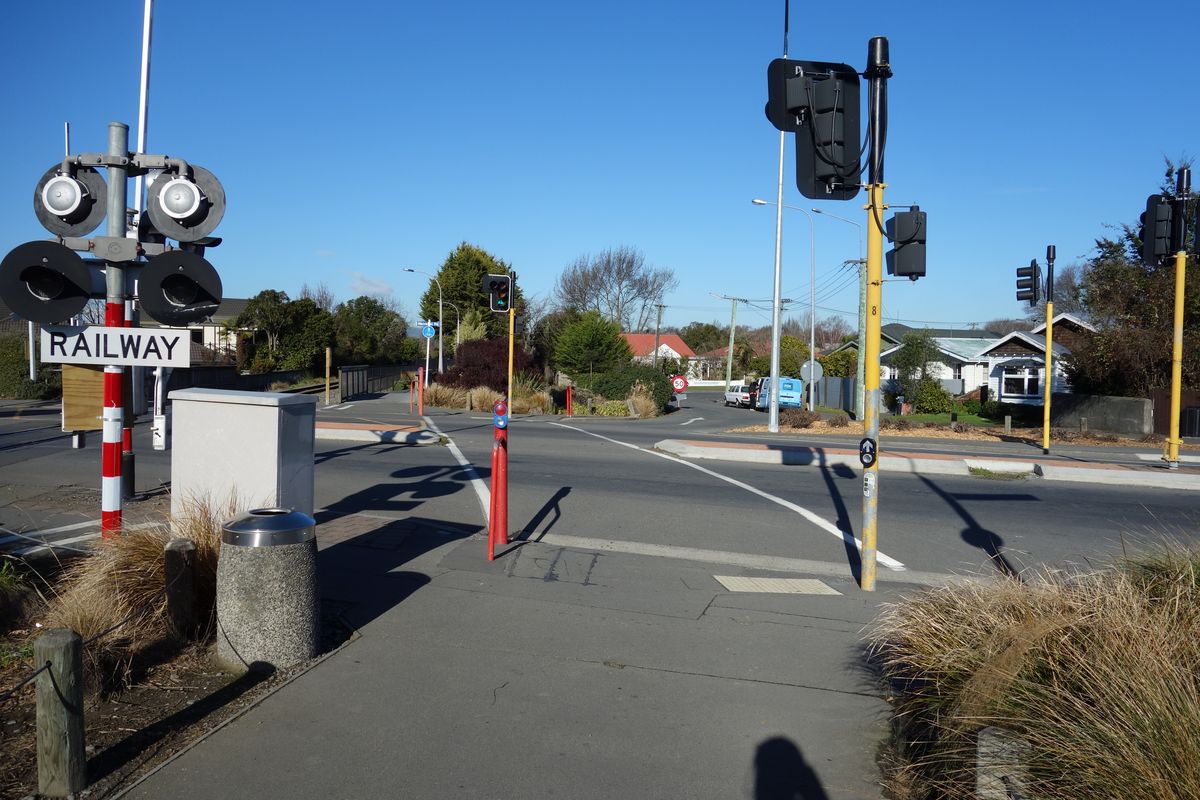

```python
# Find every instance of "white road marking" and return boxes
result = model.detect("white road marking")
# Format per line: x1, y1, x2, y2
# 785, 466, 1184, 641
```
423, 416, 491, 524
680, 417, 704, 426
0, 519, 98, 545
714, 576, 841, 595
547, 422, 907, 571
530, 533, 949, 586
1136, 453, 1200, 463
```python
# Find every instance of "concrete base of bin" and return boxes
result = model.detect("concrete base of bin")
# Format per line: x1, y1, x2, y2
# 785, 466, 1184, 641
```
215, 539, 320, 673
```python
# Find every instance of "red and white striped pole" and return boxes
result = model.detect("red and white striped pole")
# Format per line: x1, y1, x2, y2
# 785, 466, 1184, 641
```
101, 122, 131, 537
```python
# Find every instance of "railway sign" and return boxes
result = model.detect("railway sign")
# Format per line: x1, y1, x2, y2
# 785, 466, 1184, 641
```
41, 325, 191, 368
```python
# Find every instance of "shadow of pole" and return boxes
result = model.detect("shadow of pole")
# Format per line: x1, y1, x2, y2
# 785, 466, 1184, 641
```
917, 476, 1023, 580
818, 462, 862, 583
514, 486, 571, 543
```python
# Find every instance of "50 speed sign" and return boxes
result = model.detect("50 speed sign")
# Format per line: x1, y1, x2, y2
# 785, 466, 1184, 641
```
670, 375, 688, 392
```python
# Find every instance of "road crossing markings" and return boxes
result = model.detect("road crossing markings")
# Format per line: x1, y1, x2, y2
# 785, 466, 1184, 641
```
680, 417, 704, 426
713, 575, 841, 595
547, 422, 907, 571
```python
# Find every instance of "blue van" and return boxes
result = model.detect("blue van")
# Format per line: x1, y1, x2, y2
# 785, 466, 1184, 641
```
754, 377, 805, 410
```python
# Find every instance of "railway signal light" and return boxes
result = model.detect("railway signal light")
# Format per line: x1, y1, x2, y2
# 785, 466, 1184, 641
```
0, 241, 99, 323
146, 164, 226, 243
34, 165, 108, 237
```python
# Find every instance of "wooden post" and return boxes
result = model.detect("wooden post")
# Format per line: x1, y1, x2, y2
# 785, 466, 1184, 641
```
164, 538, 197, 640
324, 347, 332, 406
35, 629, 86, 797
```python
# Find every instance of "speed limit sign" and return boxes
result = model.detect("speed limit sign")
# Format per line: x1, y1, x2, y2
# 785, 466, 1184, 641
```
671, 375, 688, 392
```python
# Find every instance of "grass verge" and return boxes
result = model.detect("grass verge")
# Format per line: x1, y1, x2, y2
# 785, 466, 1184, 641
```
867, 545, 1200, 800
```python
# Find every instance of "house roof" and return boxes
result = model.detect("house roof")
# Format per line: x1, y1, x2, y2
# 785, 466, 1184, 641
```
977, 330, 1070, 359
881, 336, 1003, 364
621, 333, 696, 359
881, 322, 999, 340
1030, 312, 1096, 335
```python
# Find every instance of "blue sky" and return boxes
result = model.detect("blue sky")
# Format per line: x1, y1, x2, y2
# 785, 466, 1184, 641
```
1, 1, 1196, 333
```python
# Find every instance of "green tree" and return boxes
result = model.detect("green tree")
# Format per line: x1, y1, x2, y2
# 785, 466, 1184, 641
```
554, 311, 632, 382
237, 290, 292, 354
417, 242, 523, 341
334, 296, 407, 364
818, 348, 857, 378
278, 298, 335, 372
678, 321, 726, 355
529, 307, 582, 375
455, 308, 489, 349
890, 329, 942, 399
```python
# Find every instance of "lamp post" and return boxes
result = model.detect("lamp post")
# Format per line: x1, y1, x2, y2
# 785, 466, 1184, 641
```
403, 268, 443, 374
752, 199, 817, 411
812, 207, 865, 420
443, 301, 461, 350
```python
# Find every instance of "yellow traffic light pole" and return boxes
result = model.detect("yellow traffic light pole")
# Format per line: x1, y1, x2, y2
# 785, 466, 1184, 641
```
860, 182, 885, 591
1166, 246, 1185, 468
859, 37, 892, 592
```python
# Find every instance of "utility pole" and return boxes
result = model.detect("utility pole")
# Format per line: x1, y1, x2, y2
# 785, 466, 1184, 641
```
1166, 167, 1191, 469
859, 37, 892, 592
715, 294, 747, 392
652, 303, 665, 368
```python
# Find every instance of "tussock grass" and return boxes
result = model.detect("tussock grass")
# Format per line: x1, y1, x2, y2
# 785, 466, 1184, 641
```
469, 386, 503, 411
868, 546, 1200, 800
45, 497, 229, 692
628, 382, 659, 418
423, 383, 468, 408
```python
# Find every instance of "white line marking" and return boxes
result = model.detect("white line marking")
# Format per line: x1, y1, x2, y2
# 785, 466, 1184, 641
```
1136, 453, 1200, 463
528, 533, 948, 586
680, 417, 704, 426
423, 416, 491, 525
547, 422, 906, 571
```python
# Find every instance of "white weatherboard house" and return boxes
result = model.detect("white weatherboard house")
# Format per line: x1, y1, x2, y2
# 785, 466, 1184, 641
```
874, 315, 1096, 402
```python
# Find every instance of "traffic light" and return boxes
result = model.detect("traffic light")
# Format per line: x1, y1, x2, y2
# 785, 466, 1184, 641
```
1139, 194, 1172, 266
146, 164, 226, 243
138, 250, 223, 325
484, 273, 511, 312
1016, 259, 1041, 306
885, 206, 926, 280
766, 59, 861, 201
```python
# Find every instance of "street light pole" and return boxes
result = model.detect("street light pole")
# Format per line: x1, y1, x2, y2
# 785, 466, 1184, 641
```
753, 199, 816, 410
403, 268, 443, 374
443, 301, 461, 349
813, 207, 866, 420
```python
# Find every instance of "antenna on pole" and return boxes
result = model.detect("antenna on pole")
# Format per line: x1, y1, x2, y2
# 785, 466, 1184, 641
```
63, 122, 70, 158
782, 0, 789, 56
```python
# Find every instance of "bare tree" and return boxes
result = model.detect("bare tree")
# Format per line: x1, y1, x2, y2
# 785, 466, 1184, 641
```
300, 282, 337, 312
553, 246, 677, 330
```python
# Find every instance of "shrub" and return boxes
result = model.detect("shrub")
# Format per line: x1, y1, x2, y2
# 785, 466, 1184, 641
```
469, 386, 503, 412
510, 391, 550, 414
912, 377, 953, 414
881, 417, 912, 431
869, 546, 1200, 800
958, 397, 982, 416
827, 413, 850, 428
628, 382, 660, 418
779, 408, 821, 428
0, 333, 61, 399
440, 338, 536, 393
424, 383, 468, 408
592, 364, 672, 410
592, 400, 630, 417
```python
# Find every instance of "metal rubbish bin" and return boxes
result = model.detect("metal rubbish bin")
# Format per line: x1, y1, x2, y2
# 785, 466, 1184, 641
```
216, 508, 320, 673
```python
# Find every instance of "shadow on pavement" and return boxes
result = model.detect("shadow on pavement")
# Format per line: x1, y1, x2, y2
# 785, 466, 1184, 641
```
514, 486, 571, 543
818, 463, 862, 583
919, 476, 1024, 580
321, 464, 483, 516
753, 736, 831, 800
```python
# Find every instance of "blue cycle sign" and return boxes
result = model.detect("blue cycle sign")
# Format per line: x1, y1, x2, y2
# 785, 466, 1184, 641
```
422, 324, 436, 339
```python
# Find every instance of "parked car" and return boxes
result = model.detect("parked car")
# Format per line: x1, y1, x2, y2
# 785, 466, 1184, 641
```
753, 376, 805, 410
723, 384, 751, 407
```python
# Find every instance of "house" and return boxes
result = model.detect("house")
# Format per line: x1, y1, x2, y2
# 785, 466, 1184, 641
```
975, 313, 1097, 404
620, 333, 697, 375
142, 297, 249, 364
879, 326, 1001, 396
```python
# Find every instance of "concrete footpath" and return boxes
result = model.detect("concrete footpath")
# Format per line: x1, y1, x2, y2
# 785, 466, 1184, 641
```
655, 438, 1200, 491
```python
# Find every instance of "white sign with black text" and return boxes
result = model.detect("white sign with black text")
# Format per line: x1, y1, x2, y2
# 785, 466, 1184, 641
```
41, 325, 191, 368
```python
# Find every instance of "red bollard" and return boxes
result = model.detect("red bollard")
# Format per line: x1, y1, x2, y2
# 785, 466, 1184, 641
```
566, 385, 573, 417
487, 399, 509, 561
417, 368, 425, 416
409, 380, 414, 413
